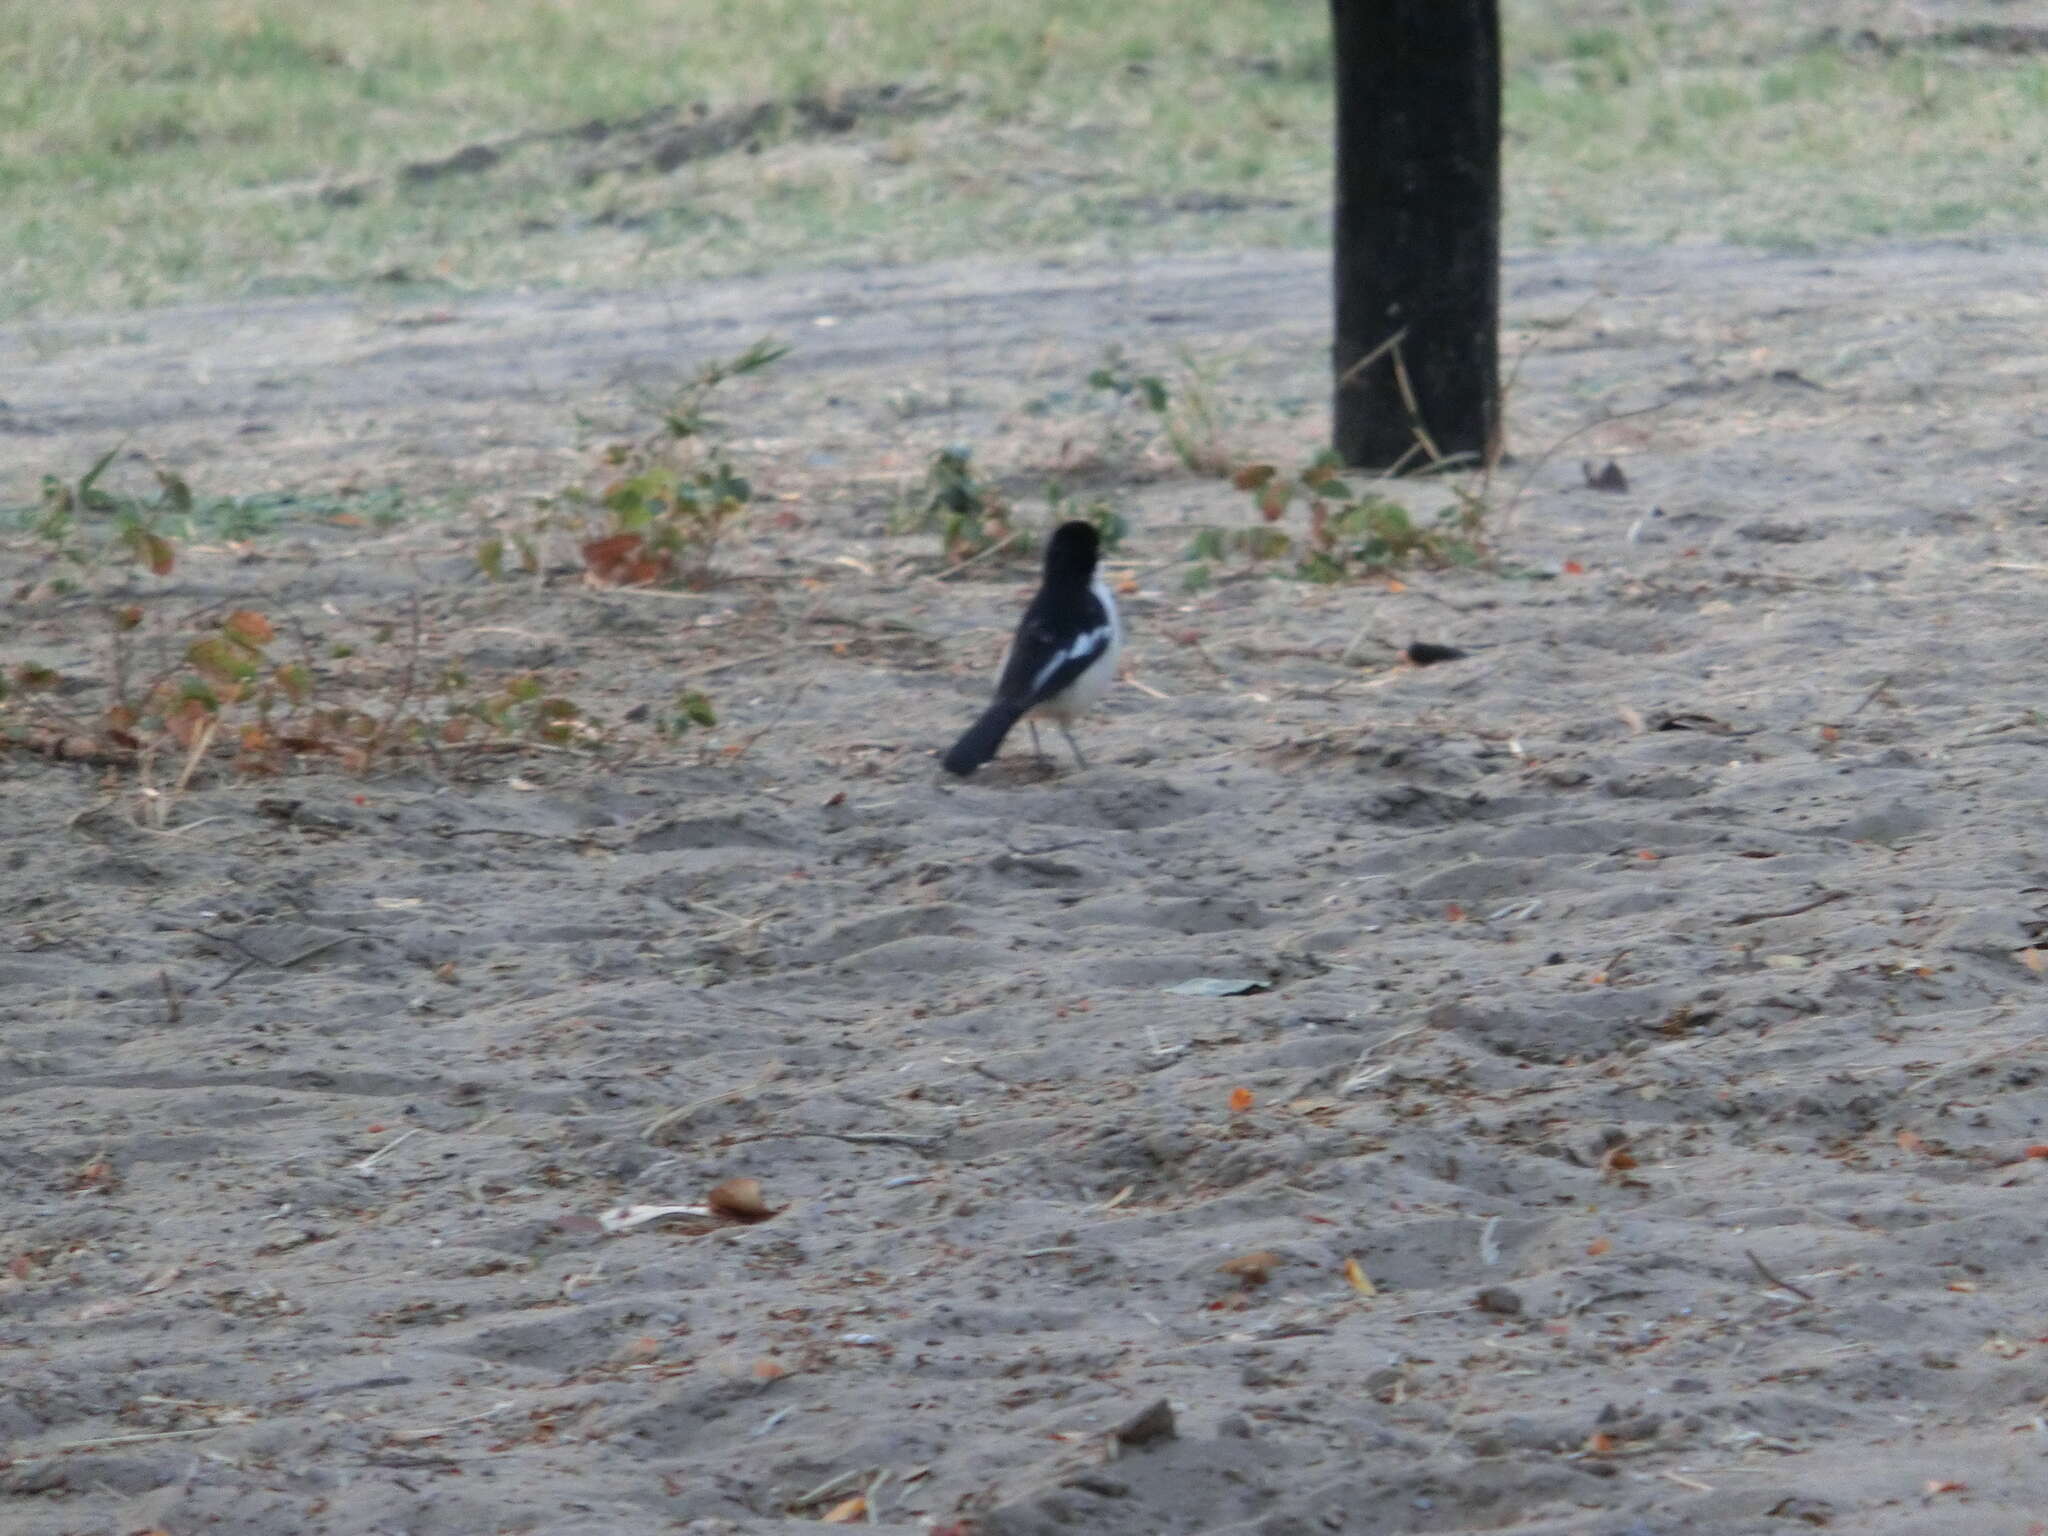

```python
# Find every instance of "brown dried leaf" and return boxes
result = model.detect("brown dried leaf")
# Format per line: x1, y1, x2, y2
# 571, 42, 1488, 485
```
707, 1177, 778, 1223
1599, 1147, 1638, 1179
821, 1495, 867, 1523
223, 609, 275, 646
1218, 1250, 1280, 1287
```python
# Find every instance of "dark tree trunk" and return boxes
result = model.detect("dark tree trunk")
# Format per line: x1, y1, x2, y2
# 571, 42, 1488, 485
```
1329, 0, 1501, 472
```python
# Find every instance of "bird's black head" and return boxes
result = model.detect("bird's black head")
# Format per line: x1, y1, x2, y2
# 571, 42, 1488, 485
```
1042, 519, 1102, 582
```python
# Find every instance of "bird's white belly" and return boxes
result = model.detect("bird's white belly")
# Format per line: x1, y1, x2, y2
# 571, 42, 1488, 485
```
1023, 575, 1122, 723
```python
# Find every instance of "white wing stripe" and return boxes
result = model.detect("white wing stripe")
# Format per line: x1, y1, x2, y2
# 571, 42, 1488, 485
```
1031, 624, 1112, 698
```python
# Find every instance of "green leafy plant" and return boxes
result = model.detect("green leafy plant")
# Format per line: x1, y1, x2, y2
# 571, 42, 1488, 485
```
483, 337, 786, 587
4, 601, 615, 778
12, 446, 182, 600
896, 446, 1016, 562
1181, 449, 1488, 590
1088, 346, 1235, 477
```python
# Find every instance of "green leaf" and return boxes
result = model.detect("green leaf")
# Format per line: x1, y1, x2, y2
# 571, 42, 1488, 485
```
187, 635, 261, 683
273, 662, 315, 706
1237, 526, 1293, 562
1256, 479, 1294, 521
155, 469, 194, 513
76, 444, 122, 506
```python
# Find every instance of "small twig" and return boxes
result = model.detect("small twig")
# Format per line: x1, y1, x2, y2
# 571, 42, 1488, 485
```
367, 591, 425, 771
435, 826, 591, 843
725, 678, 811, 766
679, 638, 845, 681
1336, 326, 1410, 388
934, 527, 1027, 580
1744, 1248, 1814, 1302
43, 1425, 235, 1453
351, 1126, 423, 1174
728, 1129, 946, 1152
1727, 890, 1849, 927
1846, 675, 1895, 717
383, 1400, 515, 1442
1388, 342, 1445, 466
281, 935, 353, 969
792, 1467, 874, 1509
158, 969, 182, 1026
643, 1070, 779, 1144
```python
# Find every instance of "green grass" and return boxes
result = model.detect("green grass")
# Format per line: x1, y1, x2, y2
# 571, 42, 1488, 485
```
3, 0, 2045, 318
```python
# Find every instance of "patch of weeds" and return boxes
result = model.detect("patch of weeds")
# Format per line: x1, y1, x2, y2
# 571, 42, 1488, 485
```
5, 599, 614, 777
656, 689, 718, 740
1180, 450, 1487, 591
483, 338, 786, 587
1087, 345, 1236, 476
11, 446, 181, 601
895, 450, 1131, 567
181, 486, 413, 541
891, 446, 1016, 562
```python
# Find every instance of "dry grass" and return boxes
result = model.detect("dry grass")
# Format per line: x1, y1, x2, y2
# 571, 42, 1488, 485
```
1, 0, 2044, 318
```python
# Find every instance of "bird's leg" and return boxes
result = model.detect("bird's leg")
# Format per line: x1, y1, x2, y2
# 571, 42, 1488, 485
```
1057, 722, 1089, 771
1027, 721, 1046, 762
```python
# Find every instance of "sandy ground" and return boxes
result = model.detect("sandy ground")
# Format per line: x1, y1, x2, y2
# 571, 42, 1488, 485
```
5, 239, 2048, 1535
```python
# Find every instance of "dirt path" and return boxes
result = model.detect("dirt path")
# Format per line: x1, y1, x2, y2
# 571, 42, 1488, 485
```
5, 240, 2048, 1535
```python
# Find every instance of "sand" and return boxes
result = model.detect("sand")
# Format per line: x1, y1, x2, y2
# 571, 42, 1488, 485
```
5, 240, 2048, 1535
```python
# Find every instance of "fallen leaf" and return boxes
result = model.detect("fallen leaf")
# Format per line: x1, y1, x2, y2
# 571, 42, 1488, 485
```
1586, 1237, 1612, 1257
708, 1177, 778, 1223
1599, 1147, 1638, 1180
1897, 1129, 1925, 1154
1444, 903, 1467, 923
1343, 1257, 1377, 1296
2024, 1145, 2048, 1159
821, 1494, 867, 1523
1218, 1250, 1280, 1287
1563, 559, 1585, 575
1228, 1087, 1255, 1114
223, 609, 275, 646
1925, 1480, 1968, 1495
2020, 948, 2046, 973
1586, 1430, 1617, 1454
752, 1358, 786, 1381
1635, 849, 1659, 861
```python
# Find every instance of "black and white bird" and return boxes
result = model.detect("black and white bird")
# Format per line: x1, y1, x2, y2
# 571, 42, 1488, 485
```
942, 520, 1123, 776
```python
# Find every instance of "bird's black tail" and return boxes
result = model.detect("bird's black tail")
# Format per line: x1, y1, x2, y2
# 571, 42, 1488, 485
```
943, 699, 1026, 776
